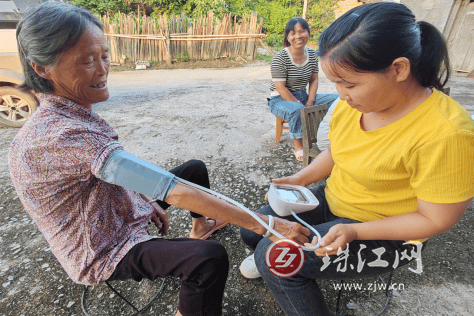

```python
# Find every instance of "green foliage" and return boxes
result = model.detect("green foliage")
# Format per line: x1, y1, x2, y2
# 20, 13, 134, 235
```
306, 0, 338, 41
190, 0, 227, 18
256, 52, 273, 64
147, 0, 228, 18
254, 0, 299, 36
257, 0, 337, 46
263, 34, 283, 49
176, 51, 190, 62
146, 0, 189, 16
70, 0, 125, 15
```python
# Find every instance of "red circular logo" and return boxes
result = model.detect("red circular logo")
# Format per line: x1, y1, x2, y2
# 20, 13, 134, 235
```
265, 239, 305, 278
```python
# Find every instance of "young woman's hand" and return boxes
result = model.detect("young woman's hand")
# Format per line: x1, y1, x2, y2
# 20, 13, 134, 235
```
272, 175, 304, 186
265, 175, 305, 200
304, 224, 358, 256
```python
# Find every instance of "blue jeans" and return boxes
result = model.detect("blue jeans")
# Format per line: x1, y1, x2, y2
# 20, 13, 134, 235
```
240, 186, 426, 316
268, 91, 339, 139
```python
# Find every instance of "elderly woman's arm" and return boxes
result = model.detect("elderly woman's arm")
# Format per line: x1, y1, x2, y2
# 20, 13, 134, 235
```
311, 198, 471, 256
166, 182, 310, 245
99, 149, 310, 244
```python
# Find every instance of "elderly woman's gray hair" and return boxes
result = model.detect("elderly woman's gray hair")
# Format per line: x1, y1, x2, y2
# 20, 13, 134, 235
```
16, 2, 104, 93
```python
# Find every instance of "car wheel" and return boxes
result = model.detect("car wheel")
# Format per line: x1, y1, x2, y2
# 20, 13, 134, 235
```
0, 86, 38, 127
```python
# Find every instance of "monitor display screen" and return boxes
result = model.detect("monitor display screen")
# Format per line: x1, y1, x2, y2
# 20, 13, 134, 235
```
275, 187, 308, 203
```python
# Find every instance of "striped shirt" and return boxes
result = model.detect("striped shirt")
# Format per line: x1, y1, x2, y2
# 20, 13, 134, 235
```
270, 47, 319, 96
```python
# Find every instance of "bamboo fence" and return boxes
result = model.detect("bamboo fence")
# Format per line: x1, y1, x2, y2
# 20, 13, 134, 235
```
100, 11, 266, 65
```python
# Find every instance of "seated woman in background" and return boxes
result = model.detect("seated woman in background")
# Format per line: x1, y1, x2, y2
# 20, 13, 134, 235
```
8, 3, 310, 316
240, 3, 473, 315
269, 17, 339, 162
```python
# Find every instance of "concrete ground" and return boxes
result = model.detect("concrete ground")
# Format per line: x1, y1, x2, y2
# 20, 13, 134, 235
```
0, 63, 473, 316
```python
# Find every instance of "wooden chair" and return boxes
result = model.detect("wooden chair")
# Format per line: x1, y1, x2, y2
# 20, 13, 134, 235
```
275, 117, 289, 143
300, 104, 328, 167
441, 87, 450, 96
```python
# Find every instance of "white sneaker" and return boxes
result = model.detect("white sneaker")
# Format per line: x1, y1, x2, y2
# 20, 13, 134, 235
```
239, 254, 261, 279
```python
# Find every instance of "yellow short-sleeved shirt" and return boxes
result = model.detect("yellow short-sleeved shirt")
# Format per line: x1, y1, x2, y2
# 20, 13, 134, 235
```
326, 89, 474, 223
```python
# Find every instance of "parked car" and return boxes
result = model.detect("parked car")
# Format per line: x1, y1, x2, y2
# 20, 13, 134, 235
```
0, 27, 38, 127
1, 0, 43, 127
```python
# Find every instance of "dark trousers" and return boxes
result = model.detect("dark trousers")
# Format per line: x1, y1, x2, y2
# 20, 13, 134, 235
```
108, 238, 228, 316
108, 160, 229, 316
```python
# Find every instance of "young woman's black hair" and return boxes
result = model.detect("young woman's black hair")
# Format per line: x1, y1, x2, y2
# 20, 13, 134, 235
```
283, 17, 310, 47
317, 2, 450, 90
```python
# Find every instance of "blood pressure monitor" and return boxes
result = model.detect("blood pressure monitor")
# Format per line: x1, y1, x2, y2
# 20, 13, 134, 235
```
268, 183, 319, 217
104, 149, 323, 251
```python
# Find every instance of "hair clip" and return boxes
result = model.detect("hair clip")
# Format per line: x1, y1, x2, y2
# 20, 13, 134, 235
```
351, 13, 360, 17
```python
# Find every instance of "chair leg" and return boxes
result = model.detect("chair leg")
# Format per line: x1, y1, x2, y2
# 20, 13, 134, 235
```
276, 117, 283, 143
81, 278, 167, 316
373, 271, 394, 316
385, 270, 394, 297
335, 271, 395, 316
302, 149, 311, 167
335, 279, 344, 315
105, 281, 140, 313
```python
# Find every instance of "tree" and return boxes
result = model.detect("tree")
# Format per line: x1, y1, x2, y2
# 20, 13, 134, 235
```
144, 0, 189, 16
306, 0, 338, 40
303, 0, 308, 19
146, 0, 229, 18
70, 0, 125, 15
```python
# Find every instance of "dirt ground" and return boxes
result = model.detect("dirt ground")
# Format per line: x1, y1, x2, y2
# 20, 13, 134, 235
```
110, 57, 255, 72
0, 61, 473, 316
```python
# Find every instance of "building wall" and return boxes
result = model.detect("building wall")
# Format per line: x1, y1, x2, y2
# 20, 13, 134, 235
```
334, 0, 455, 32
400, 0, 455, 32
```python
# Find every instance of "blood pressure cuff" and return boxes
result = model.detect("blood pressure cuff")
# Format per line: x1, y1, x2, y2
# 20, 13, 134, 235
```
99, 149, 178, 202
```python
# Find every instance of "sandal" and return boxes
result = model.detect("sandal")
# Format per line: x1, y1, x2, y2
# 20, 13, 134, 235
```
199, 219, 228, 240
293, 149, 304, 162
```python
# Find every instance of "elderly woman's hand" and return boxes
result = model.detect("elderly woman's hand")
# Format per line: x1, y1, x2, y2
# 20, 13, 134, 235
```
150, 201, 169, 236
269, 217, 311, 245
140, 194, 169, 236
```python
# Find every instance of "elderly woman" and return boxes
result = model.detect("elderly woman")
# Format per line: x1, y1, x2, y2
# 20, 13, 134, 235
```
240, 3, 473, 315
8, 3, 310, 316
269, 17, 339, 161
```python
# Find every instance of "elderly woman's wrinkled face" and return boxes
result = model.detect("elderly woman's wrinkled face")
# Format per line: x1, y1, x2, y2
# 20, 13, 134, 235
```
45, 24, 110, 108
